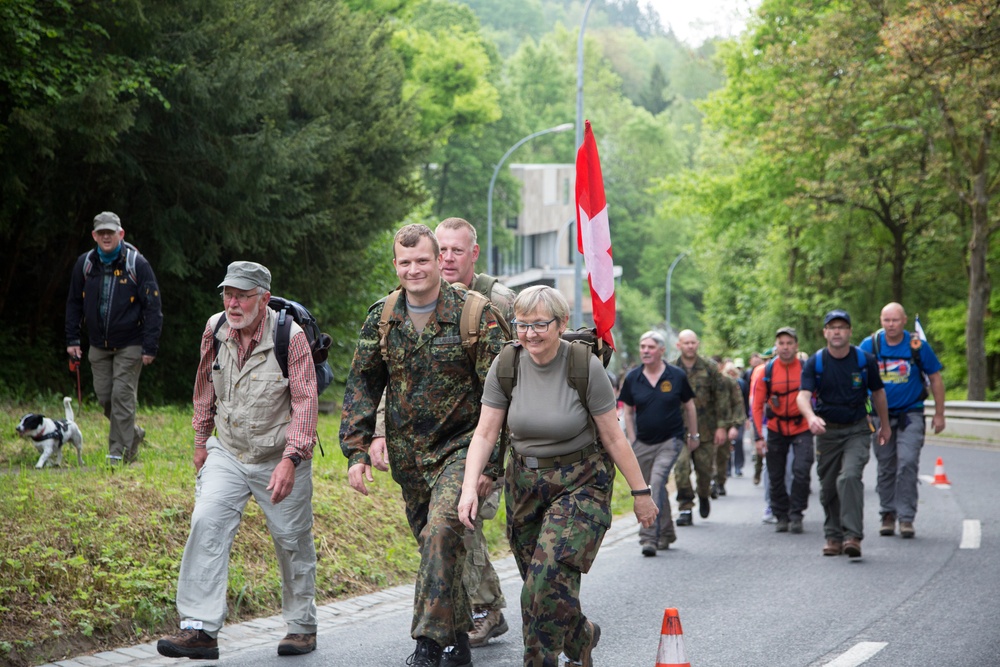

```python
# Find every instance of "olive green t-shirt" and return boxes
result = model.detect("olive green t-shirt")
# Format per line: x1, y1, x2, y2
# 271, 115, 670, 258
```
482, 340, 616, 458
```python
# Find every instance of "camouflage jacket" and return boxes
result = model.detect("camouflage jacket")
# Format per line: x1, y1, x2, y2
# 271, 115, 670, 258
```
680, 355, 743, 441
339, 279, 505, 487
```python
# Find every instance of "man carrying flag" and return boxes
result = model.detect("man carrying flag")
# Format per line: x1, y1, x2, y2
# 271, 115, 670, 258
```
859, 303, 945, 539
576, 120, 616, 349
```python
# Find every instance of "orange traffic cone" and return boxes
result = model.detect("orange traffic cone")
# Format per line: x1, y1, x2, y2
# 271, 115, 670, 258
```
932, 457, 951, 486
655, 608, 690, 667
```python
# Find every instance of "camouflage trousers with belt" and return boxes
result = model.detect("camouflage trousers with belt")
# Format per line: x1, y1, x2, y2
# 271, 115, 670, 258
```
505, 449, 614, 667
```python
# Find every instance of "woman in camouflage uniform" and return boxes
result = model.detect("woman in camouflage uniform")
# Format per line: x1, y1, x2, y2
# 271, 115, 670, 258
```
458, 286, 656, 667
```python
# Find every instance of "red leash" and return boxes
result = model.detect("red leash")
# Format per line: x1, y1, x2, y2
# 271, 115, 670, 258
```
68, 356, 82, 410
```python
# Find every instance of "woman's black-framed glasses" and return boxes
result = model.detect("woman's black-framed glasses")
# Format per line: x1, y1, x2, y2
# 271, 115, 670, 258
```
511, 318, 557, 333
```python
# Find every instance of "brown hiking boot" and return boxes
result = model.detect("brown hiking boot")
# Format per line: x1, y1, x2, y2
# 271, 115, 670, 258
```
278, 632, 316, 656
843, 537, 862, 558
822, 539, 843, 556
157, 628, 219, 660
468, 608, 508, 647
567, 620, 601, 667
899, 521, 916, 539
880, 513, 896, 536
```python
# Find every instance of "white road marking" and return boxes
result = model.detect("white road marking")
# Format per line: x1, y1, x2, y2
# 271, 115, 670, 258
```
960, 519, 982, 549
919, 474, 950, 489
823, 642, 888, 666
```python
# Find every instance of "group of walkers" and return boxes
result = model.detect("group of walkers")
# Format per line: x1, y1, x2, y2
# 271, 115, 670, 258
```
67, 205, 938, 666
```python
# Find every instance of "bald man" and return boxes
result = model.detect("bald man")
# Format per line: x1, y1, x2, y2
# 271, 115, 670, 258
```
859, 303, 945, 539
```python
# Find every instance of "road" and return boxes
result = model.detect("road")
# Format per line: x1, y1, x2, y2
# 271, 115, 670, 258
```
55, 440, 998, 667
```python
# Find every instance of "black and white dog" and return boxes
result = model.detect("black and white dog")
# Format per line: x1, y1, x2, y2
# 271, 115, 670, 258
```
15, 397, 84, 469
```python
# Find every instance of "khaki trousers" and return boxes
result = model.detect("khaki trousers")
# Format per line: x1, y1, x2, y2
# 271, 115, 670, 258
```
175, 439, 317, 637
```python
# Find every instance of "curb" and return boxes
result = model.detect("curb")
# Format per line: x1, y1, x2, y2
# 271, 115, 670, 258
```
39, 518, 641, 666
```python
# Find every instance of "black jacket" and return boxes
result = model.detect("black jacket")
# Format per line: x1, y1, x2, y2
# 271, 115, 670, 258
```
65, 243, 163, 355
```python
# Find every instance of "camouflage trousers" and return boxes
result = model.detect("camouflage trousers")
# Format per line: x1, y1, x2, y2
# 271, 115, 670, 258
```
713, 437, 732, 486
506, 450, 614, 667
674, 440, 714, 510
463, 485, 506, 612
400, 460, 472, 646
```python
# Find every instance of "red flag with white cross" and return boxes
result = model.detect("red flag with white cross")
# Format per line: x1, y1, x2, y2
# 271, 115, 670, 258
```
575, 120, 616, 349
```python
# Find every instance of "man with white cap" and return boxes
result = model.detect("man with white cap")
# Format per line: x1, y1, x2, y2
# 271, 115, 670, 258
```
66, 211, 162, 465
157, 261, 319, 660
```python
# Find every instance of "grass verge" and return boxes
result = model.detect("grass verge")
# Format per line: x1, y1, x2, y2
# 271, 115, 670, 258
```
0, 396, 635, 666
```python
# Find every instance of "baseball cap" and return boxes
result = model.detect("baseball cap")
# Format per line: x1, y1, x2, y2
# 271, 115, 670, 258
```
218, 261, 271, 292
775, 326, 798, 340
823, 309, 851, 326
93, 212, 122, 232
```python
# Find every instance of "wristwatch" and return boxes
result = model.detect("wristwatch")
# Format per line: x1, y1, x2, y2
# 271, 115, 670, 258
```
287, 454, 302, 467
630, 486, 652, 497
687, 433, 700, 440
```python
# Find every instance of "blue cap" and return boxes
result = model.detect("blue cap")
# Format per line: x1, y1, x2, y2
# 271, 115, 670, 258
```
823, 310, 851, 326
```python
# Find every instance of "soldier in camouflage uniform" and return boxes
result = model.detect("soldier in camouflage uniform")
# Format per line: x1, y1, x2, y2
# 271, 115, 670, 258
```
711, 368, 746, 497
437, 218, 515, 647
340, 224, 505, 667
672, 330, 742, 526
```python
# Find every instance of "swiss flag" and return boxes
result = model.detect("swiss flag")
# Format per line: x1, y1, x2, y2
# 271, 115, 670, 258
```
575, 120, 616, 349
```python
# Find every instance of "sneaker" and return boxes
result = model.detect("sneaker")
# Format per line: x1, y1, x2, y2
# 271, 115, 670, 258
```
441, 632, 472, 667
698, 495, 711, 518
641, 543, 657, 557
899, 521, 915, 539
676, 510, 693, 527
789, 518, 804, 534
157, 628, 219, 660
710, 481, 719, 499
468, 608, 508, 647
843, 537, 862, 558
880, 513, 896, 536
735, 468, 744, 477
278, 632, 316, 656
762, 507, 777, 524
657, 533, 677, 550
407, 637, 443, 667
566, 620, 601, 667
775, 519, 789, 533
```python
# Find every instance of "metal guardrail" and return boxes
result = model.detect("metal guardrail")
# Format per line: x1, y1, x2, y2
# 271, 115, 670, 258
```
924, 401, 1000, 445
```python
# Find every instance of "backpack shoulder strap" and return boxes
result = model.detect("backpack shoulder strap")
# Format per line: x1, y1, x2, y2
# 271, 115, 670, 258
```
496, 343, 520, 400
273, 308, 293, 379
211, 312, 227, 362
459, 290, 490, 366
870, 332, 881, 359
472, 274, 499, 299
764, 357, 776, 395
378, 290, 402, 363
123, 243, 138, 284
566, 340, 593, 410
813, 348, 826, 388
854, 345, 867, 383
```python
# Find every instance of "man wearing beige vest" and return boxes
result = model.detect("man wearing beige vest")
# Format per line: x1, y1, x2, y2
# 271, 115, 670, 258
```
158, 261, 319, 660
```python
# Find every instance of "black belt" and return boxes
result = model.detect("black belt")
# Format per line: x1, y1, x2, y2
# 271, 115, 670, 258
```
513, 442, 602, 470
887, 408, 923, 418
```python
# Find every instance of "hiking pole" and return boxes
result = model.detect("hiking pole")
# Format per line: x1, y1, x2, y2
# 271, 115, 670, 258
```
68, 355, 82, 411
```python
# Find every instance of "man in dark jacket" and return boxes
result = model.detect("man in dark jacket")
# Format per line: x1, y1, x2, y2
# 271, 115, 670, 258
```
66, 211, 162, 465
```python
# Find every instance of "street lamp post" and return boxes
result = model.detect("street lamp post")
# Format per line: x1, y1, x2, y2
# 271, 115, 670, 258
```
572, 0, 595, 328
487, 123, 574, 276
666, 251, 688, 333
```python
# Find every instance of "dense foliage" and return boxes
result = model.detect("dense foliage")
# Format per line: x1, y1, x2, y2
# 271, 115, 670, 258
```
1, 0, 995, 398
